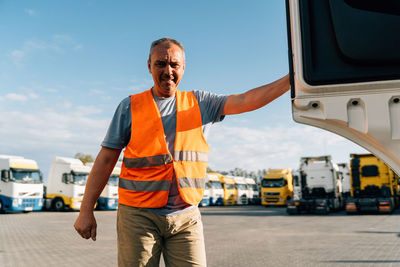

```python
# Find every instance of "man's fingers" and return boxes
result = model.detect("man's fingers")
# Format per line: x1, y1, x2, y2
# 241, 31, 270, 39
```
91, 225, 97, 241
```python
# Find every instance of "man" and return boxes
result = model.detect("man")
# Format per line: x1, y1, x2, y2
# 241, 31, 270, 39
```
74, 37, 290, 266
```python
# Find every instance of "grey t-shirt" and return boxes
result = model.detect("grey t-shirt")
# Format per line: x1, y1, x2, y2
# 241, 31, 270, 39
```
102, 90, 227, 215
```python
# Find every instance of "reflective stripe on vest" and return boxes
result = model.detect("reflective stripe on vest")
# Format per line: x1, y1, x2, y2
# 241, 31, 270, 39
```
174, 151, 208, 162
178, 177, 206, 189
119, 89, 209, 208
123, 154, 173, 168
119, 178, 171, 191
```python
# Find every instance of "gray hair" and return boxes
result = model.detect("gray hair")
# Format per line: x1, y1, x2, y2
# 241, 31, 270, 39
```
148, 37, 185, 62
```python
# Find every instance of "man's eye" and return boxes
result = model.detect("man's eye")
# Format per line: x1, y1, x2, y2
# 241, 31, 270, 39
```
156, 62, 166, 67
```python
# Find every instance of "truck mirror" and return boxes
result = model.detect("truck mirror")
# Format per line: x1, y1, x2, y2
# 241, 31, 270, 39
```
62, 173, 69, 184
40, 172, 44, 183
1, 170, 10, 182
68, 174, 74, 183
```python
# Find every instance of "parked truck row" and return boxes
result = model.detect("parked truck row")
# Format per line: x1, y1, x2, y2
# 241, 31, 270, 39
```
0, 155, 120, 213
3, 153, 396, 214
0, 155, 261, 213
285, 154, 399, 215
200, 173, 260, 207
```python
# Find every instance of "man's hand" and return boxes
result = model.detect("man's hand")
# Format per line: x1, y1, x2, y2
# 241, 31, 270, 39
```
72, 147, 122, 241
74, 211, 97, 241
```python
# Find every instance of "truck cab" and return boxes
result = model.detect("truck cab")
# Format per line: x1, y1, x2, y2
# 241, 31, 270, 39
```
261, 169, 293, 206
206, 173, 224, 205
288, 156, 343, 215
0, 155, 44, 212
45, 157, 90, 211
199, 182, 210, 207
218, 175, 235, 206
232, 176, 249, 205
245, 178, 259, 205
346, 153, 400, 213
97, 162, 120, 210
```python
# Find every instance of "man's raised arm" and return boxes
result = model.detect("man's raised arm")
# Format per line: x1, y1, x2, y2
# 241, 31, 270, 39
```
222, 74, 290, 115
74, 146, 122, 241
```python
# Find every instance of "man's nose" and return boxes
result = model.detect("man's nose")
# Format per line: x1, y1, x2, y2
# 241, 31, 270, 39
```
164, 65, 173, 75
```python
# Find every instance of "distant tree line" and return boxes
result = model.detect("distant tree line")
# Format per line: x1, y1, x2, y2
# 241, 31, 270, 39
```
75, 153, 94, 164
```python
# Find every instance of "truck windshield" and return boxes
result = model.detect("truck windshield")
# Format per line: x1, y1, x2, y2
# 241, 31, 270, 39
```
108, 175, 119, 186
225, 183, 234, 190
262, 178, 285, 188
210, 181, 223, 189
72, 172, 89, 185
11, 169, 42, 183
250, 184, 258, 191
236, 184, 247, 190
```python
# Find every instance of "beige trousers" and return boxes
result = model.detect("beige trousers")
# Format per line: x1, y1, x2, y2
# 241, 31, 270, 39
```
117, 204, 206, 267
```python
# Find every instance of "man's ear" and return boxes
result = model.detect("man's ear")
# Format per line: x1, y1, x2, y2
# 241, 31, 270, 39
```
147, 60, 151, 73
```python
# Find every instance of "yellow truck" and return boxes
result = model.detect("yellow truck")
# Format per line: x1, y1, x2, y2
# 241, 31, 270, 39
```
261, 169, 293, 206
217, 174, 236, 206
346, 154, 400, 214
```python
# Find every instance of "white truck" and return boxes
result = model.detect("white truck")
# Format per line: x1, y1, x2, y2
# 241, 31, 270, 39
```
287, 156, 343, 214
245, 178, 260, 205
45, 157, 90, 211
206, 173, 224, 206
199, 182, 210, 207
0, 155, 44, 212
97, 163, 120, 210
86, 161, 120, 210
232, 176, 249, 205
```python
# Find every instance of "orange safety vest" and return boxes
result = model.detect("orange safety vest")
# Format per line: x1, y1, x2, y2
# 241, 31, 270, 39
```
118, 89, 210, 208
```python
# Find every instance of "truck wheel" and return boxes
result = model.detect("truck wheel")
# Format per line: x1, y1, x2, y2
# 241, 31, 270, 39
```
52, 198, 65, 212
325, 206, 330, 215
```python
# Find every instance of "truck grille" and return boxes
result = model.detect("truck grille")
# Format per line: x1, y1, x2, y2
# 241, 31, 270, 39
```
264, 197, 279, 202
22, 198, 37, 208
264, 192, 280, 196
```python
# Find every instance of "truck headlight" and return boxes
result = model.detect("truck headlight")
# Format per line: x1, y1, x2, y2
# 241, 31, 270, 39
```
12, 199, 19, 207
108, 199, 115, 206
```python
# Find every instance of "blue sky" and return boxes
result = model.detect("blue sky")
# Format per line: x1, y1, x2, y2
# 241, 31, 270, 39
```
0, 1, 367, 180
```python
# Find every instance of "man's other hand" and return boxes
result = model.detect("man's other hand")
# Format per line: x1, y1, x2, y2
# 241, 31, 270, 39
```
74, 211, 97, 241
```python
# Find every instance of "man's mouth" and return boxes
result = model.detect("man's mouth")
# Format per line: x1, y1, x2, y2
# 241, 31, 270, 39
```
161, 75, 175, 84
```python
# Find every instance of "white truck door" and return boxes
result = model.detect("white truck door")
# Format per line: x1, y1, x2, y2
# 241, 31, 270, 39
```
286, 0, 400, 174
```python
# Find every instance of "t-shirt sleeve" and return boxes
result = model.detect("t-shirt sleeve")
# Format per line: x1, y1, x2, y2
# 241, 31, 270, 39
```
101, 96, 132, 149
192, 90, 228, 125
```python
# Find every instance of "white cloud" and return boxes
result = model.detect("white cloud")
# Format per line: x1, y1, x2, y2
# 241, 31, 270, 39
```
9, 35, 83, 66
2, 92, 39, 102
5, 93, 28, 101
127, 78, 154, 93
28, 93, 39, 99
90, 89, 104, 95
75, 105, 103, 115
24, 9, 36, 16
63, 101, 72, 109
0, 107, 109, 179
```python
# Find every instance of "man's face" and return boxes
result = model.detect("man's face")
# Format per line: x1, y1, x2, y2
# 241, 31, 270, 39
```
148, 42, 185, 98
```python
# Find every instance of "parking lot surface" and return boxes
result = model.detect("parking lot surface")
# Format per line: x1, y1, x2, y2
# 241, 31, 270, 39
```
1, 206, 400, 267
